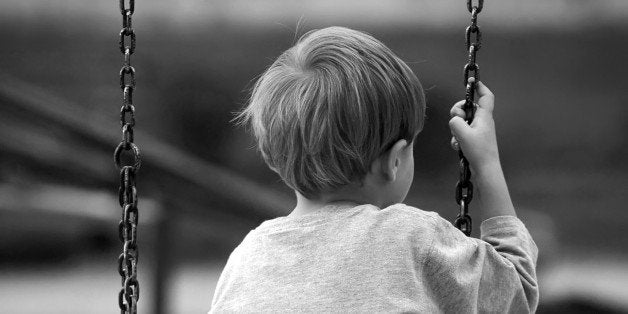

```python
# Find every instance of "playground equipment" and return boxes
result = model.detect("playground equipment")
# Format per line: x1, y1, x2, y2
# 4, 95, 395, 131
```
110, 0, 486, 312
453, 0, 483, 236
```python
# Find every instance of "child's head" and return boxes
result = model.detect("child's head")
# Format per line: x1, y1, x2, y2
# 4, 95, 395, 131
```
239, 26, 425, 203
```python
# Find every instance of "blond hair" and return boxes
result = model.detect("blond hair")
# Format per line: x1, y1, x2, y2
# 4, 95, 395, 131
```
238, 26, 425, 198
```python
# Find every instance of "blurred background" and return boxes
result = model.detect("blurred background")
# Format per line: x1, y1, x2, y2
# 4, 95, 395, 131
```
0, 0, 627, 313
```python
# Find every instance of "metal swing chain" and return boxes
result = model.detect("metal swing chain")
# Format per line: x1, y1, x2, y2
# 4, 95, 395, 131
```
454, 0, 483, 236
114, 0, 141, 313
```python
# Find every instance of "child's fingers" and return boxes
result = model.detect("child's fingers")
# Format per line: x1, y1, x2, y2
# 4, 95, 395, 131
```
449, 116, 471, 141
450, 100, 466, 119
475, 80, 494, 113
450, 136, 460, 151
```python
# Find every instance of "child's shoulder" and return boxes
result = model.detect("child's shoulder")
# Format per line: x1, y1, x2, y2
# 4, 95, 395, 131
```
374, 204, 472, 249
367, 203, 453, 237
377, 203, 445, 226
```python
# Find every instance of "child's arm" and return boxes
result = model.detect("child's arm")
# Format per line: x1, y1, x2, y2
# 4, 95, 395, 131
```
448, 80, 516, 222
437, 81, 537, 312
422, 212, 538, 313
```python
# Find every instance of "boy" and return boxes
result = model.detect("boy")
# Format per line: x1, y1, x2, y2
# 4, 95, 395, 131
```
210, 27, 538, 313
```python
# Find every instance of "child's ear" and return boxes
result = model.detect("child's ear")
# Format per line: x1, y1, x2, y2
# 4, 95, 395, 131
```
380, 139, 408, 182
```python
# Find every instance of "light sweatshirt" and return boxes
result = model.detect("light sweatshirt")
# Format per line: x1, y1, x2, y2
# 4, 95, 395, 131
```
210, 203, 538, 313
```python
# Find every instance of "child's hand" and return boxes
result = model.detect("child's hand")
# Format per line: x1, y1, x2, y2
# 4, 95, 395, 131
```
449, 80, 499, 173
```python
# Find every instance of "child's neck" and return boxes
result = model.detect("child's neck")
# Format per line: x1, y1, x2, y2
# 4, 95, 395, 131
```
289, 184, 386, 218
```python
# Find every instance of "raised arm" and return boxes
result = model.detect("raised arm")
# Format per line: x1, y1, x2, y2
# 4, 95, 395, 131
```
449, 80, 516, 223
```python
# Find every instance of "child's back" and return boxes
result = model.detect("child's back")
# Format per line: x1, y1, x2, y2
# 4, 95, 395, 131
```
211, 204, 537, 312
210, 27, 538, 313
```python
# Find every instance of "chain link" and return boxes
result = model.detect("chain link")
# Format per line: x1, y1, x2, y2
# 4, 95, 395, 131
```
454, 0, 484, 236
115, 0, 140, 312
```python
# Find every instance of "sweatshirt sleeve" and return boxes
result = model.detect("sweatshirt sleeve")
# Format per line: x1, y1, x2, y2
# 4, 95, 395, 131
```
423, 214, 539, 313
